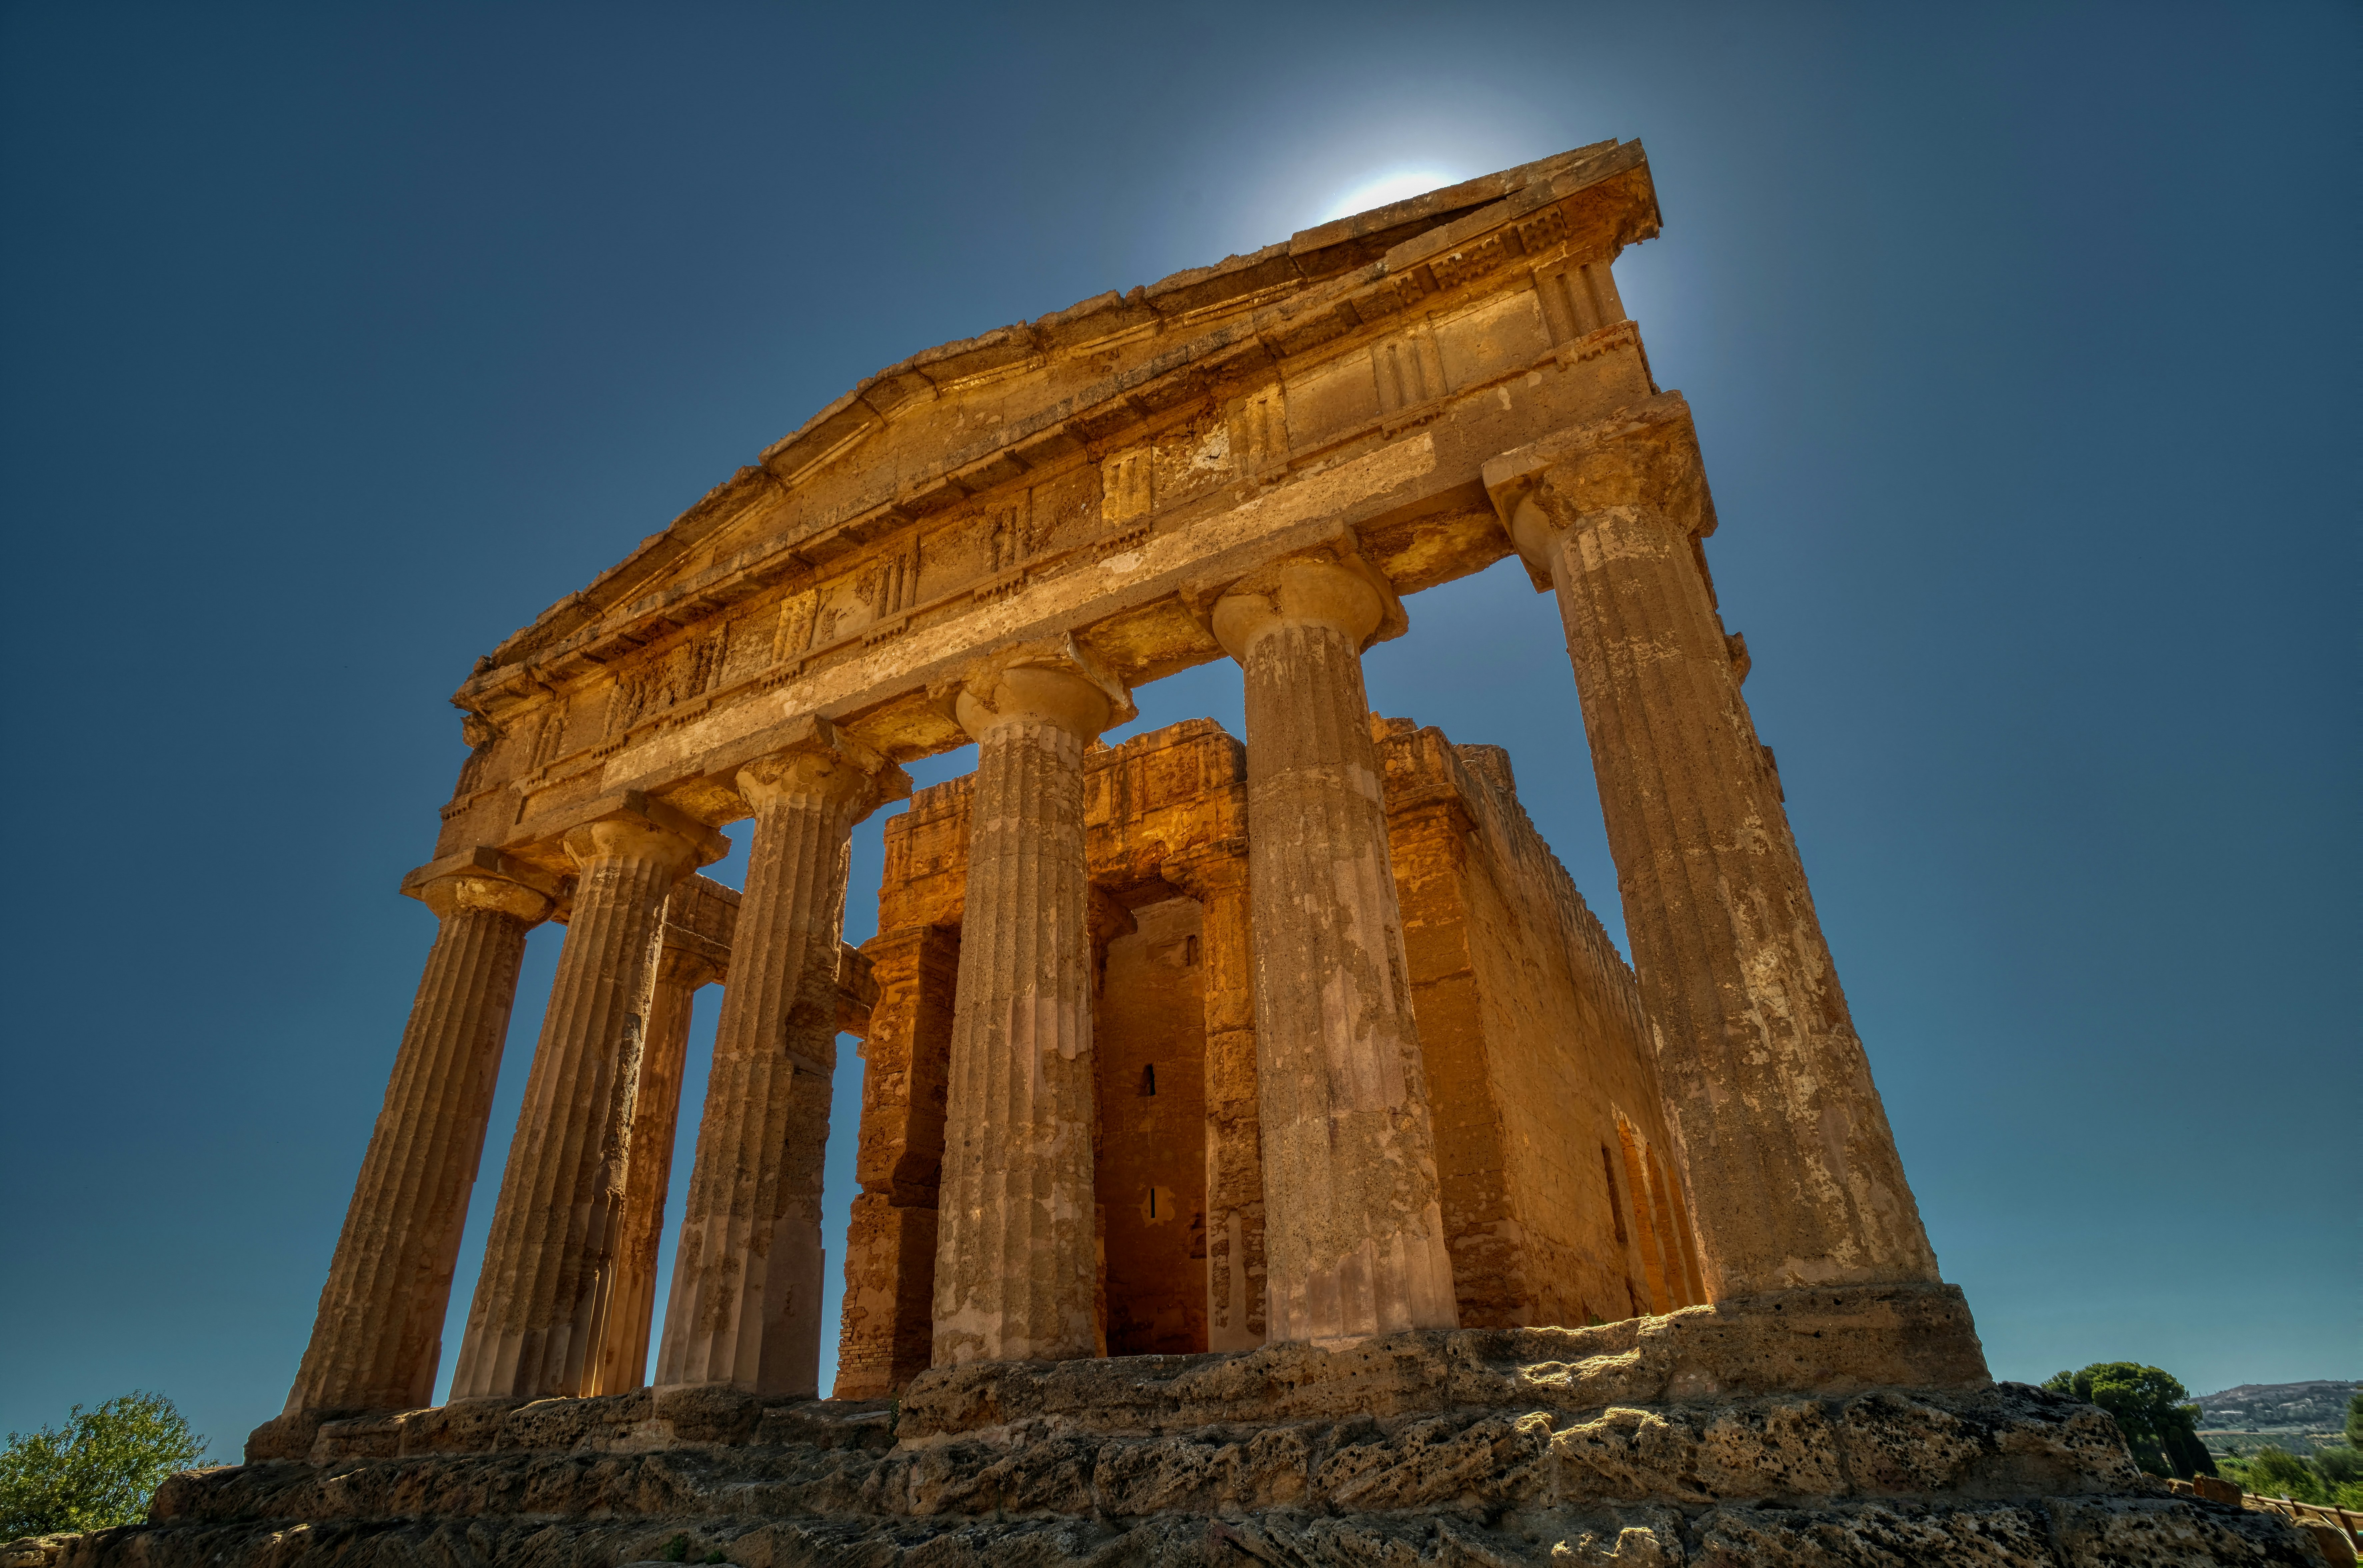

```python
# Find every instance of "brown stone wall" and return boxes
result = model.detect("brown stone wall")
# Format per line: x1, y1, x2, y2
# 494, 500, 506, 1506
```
1092, 897, 1210, 1355
1377, 719, 1699, 1329
831, 925, 958, 1399
835, 713, 1693, 1385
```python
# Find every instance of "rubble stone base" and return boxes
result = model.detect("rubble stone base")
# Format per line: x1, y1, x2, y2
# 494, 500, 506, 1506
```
12, 1288, 2330, 1566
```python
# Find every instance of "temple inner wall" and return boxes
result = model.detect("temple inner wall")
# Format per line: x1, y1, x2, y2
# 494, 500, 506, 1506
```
832, 713, 1692, 1395
1093, 896, 1211, 1356
1376, 721, 1699, 1333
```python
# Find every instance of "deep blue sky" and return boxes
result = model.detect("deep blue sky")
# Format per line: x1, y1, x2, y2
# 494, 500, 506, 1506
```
2, 3, 2352, 1459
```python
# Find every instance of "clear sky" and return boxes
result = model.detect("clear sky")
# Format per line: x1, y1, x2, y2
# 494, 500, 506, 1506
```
1, 3, 2353, 1460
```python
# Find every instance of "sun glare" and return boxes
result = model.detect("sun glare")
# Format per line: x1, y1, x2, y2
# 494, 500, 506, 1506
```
1322, 168, 1462, 222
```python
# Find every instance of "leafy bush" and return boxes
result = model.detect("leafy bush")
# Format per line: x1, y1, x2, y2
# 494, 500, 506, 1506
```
2222, 1443, 2363, 1509
2042, 1362, 2216, 1478
2227, 1445, 2328, 1504
0, 1394, 207, 1538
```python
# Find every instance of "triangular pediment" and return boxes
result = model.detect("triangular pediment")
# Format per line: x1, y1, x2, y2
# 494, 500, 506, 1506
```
470, 141, 1658, 686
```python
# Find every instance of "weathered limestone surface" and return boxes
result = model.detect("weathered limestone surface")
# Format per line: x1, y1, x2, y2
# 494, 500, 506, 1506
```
834, 926, 959, 1399
592, 940, 708, 1395
449, 804, 724, 1401
1486, 396, 1939, 1302
40, 1291, 2328, 1567
1214, 554, 1457, 1344
1165, 848, 1266, 1355
1375, 721, 1697, 1331
933, 652, 1129, 1366
658, 721, 907, 1396
591, 875, 738, 1397
270, 857, 555, 1430
1093, 896, 1211, 1355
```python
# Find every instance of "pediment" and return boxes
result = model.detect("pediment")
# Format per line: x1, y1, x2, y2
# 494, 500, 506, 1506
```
470, 142, 1657, 684
439, 139, 1669, 853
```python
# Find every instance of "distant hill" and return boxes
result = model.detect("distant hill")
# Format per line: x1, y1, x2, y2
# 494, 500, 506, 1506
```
2192, 1381, 2357, 1432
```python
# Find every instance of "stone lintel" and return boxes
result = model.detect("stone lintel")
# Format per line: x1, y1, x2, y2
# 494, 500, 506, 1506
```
659, 923, 732, 976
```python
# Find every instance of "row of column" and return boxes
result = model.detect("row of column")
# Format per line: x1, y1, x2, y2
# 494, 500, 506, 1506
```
280, 738, 908, 1421
282, 393, 1936, 1423
926, 562, 1464, 1363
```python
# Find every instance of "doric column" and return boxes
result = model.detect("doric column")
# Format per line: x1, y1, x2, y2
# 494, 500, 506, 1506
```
1211, 553, 1458, 1343
449, 800, 722, 1400
273, 851, 556, 1425
835, 925, 959, 1398
932, 643, 1131, 1367
657, 719, 907, 1396
1486, 394, 1940, 1300
1164, 846, 1266, 1352
589, 931, 720, 1396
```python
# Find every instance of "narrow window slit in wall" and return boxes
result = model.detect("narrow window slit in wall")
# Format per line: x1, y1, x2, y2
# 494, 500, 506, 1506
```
1141, 1064, 1157, 1097
1601, 1146, 1629, 1243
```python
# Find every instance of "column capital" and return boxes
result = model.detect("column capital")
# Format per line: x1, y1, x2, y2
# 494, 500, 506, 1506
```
560, 813, 709, 880
735, 719, 912, 825
948, 634, 1134, 745
1482, 392, 1717, 585
1207, 545, 1406, 663
401, 847, 563, 926
504, 788, 732, 880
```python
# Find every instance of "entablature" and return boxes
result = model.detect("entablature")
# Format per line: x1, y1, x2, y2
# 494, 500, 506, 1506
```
432, 141, 1672, 862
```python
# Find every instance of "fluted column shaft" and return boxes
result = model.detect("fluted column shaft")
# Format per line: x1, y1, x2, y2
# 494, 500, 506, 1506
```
591, 941, 713, 1395
450, 815, 705, 1399
1506, 402, 1938, 1299
933, 657, 1124, 1366
281, 869, 549, 1415
1213, 557, 1458, 1343
658, 738, 898, 1394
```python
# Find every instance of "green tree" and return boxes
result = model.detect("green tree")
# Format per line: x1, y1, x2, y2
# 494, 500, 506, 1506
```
0, 1394, 207, 1538
2041, 1362, 2217, 1479
2229, 1445, 2328, 1504
2347, 1390, 2362, 1450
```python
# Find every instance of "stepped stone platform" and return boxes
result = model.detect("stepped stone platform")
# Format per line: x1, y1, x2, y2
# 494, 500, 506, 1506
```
8, 1287, 2330, 1566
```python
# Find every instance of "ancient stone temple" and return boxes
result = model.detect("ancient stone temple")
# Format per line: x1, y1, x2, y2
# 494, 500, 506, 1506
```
30, 142, 2328, 1566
